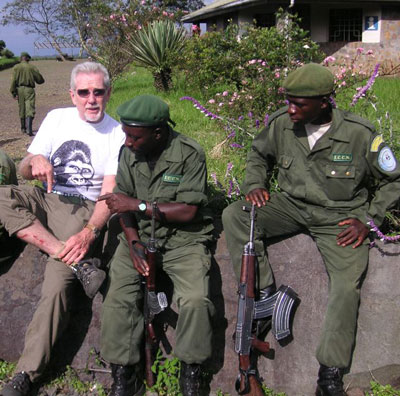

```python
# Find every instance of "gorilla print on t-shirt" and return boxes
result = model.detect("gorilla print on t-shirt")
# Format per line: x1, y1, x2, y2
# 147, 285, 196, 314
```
50, 140, 94, 199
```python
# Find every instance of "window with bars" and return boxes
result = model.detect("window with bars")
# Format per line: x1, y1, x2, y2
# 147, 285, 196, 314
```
329, 8, 362, 42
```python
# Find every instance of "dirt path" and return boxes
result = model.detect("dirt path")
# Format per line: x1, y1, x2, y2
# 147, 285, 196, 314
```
0, 59, 85, 162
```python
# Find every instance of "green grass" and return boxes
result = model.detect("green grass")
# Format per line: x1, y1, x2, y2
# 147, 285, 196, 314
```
0, 57, 18, 70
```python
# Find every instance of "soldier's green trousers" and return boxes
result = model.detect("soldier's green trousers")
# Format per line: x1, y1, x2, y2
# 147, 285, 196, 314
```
17, 86, 36, 119
101, 237, 214, 366
222, 192, 369, 369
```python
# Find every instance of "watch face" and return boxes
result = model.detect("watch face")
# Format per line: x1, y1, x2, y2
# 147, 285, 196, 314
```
139, 202, 147, 211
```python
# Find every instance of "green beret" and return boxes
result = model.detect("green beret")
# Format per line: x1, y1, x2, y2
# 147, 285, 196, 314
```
283, 63, 334, 97
117, 94, 174, 127
20, 52, 31, 59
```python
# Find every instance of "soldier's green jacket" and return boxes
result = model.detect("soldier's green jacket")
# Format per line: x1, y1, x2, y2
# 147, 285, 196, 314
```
243, 107, 400, 226
0, 149, 17, 185
10, 61, 44, 97
114, 127, 214, 249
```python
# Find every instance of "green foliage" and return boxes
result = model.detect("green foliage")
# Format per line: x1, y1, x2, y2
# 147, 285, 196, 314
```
48, 365, 106, 395
149, 350, 181, 395
69, 0, 185, 80
0, 360, 16, 381
0, 57, 18, 70
1, 48, 14, 58
369, 381, 400, 395
0, 40, 5, 51
179, 10, 323, 118
124, 19, 187, 90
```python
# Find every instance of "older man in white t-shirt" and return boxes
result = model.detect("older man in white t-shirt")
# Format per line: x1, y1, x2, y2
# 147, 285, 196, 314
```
1, 62, 125, 396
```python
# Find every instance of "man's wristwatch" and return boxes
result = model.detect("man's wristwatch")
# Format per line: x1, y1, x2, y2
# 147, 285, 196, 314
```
84, 223, 100, 238
138, 200, 147, 213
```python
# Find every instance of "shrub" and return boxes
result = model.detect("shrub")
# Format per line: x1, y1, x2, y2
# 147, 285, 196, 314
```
1, 48, 14, 58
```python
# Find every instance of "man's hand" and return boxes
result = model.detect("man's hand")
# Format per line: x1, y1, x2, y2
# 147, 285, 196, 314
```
98, 193, 137, 214
30, 155, 54, 193
58, 227, 96, 264
337, 218, 369, 248
245, 188, 270, 207
129, 241, 149, 276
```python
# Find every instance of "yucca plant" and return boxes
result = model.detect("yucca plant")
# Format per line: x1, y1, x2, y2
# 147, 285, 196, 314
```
124, 19, 187, 91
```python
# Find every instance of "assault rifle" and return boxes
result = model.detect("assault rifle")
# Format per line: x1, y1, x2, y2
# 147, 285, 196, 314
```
143, 201, 168, 387
235, 204, 298, 395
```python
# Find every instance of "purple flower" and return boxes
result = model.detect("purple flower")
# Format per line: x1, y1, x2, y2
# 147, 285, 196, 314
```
367, 219, 400, 243
180, 96, 221, 120
255, 119, 260, 129
264, 114, 269, 126
230, 143, 244, 149
238, 116, 244, 121
225, 162, 233, 177
248, 112, 253, 119
351, 63, 380, 106
227, 180, 234, 198
210, 172, 223, 189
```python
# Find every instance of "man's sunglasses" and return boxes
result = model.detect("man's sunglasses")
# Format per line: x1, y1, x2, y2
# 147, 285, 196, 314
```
76, 88, 107, 98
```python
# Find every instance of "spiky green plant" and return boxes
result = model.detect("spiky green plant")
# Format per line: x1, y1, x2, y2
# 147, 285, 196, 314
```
124, 19, 187, 91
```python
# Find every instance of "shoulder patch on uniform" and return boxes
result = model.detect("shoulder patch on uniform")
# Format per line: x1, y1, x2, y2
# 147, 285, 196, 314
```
370, 134, 384, 152
378, 146, 397, 172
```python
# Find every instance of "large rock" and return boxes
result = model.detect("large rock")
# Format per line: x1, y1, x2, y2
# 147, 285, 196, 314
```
1, 232, 400, 395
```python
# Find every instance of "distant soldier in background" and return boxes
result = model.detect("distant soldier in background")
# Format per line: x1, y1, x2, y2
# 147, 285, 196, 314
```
10, 52, 45, 136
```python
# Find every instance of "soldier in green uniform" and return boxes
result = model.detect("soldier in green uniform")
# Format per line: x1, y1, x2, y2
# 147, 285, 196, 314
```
222, 63, 400, 395
0, 148, 23, 263
10, 52, 45, 136
99, 95, 215, 396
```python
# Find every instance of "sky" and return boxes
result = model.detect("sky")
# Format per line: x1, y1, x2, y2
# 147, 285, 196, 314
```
0, 0, 59, 57
0, 0, 214, 58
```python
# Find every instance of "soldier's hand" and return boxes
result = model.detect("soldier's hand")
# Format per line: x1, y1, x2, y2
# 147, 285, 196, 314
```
337, 218, 369, 248
30, 154, 54, 193
129, 241, 149, 276
245, 188, 270, 207
98, 193, 137, 214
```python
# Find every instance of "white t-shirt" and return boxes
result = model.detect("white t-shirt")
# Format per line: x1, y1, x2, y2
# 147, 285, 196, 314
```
28, 107, 125, 201
305, 121, 332, 150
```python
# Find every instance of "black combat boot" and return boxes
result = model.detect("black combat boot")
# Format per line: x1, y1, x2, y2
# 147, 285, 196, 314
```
109, 364, 144, 396
179, 361, 201, 396
27, 117, 33, 136
70, 258, 106, 299
20, 118, 26, 134
1, 371, 32, 396
316, 364, 347, 396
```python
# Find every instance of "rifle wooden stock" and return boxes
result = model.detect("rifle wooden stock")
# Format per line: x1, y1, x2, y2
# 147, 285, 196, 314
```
238, 356, 265, 396
235, 204, 267, 396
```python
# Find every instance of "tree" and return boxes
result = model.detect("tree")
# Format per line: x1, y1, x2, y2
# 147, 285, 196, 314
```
0, 40, 5, 52
1, 0, 71, 60
159, 0, 204, 12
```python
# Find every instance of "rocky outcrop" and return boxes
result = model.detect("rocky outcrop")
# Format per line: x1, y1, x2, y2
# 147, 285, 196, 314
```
1, 232, 399, 395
